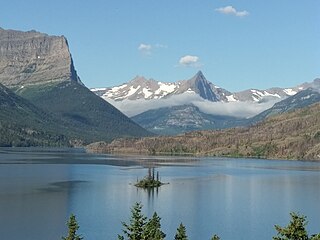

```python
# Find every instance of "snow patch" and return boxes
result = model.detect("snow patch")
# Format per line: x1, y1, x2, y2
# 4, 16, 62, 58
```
226, 95, 237, 102
126, 86, 140, 97
142, 88, 153, 98
283, 88, 297, 96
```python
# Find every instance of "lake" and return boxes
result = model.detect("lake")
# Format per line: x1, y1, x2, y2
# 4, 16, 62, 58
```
0, 148, 319, 240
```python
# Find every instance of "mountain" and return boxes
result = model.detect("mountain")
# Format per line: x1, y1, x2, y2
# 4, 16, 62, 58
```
91, 71, 317, 104
92, 71, 231, 102
0, 83, 70, 146
0, 28, 82, 87
132, 104, 246, 135
87, 102, 320, 161
0, 28, 151, 145
15, 80, 152, 143
92, 72, 319, 135
249, 88, 320, 124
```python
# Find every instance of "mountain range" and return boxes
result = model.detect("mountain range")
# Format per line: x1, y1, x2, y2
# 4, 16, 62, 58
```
0, 28, 151, 146
91, 71, 320, 134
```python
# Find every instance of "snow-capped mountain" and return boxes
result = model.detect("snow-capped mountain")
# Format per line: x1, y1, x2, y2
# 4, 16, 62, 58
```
91, 71, 231, 102
91, 72, 319, 104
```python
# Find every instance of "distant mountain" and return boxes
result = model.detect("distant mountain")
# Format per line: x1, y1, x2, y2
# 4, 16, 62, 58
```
87, 102, 320, 161
91, 70, 320, 135
0, 28, 152, 145
91, 71, 317, 104
132, 104, 246, 135
92, 71, 231, 102
249, 88, 320, 124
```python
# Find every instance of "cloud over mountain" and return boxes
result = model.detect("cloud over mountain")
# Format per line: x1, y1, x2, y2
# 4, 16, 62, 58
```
179, 55, 202, 67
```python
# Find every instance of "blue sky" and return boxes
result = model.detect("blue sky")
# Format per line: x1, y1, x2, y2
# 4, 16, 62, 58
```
1, 0, 319, 91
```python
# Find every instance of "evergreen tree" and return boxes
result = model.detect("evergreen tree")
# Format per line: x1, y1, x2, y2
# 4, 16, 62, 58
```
118, 202, 147, 240
62, 214, 83, 240
174, 223, 188, 240
211, 234, 220, 240
143, 212, 166, 240
273, 212, 309, 240
311, 234, 320, 240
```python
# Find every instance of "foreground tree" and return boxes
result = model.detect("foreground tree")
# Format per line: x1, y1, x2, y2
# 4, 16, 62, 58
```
273, 212, 320, 240
62, 214, 83, 240
174, 223, 188, 240
118, 202, 147, 240
143, 212, 166, 240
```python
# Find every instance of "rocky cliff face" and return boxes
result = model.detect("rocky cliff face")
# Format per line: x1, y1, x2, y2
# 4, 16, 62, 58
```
0, 28, 82, 87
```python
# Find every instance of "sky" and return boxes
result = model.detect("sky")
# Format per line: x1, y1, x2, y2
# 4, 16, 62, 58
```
1, 0, 319, 92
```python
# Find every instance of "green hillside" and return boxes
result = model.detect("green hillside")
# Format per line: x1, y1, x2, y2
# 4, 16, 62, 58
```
0, 83, 69, 146
15, 81, 152, 144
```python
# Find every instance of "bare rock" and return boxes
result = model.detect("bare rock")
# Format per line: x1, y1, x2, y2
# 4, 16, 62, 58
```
0, 28, 82, 87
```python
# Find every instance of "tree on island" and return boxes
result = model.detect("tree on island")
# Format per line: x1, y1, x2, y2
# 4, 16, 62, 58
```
61, 214, 83, 240
135, 167, 164, 189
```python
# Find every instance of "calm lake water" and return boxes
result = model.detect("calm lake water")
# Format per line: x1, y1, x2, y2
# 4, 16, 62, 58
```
0, 148, 319, 240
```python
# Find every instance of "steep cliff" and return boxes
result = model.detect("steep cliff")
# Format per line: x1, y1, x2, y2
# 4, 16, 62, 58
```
0, 28, 81, 87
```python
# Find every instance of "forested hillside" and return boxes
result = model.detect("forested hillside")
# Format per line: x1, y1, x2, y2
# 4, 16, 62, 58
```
87, 103, 320, 161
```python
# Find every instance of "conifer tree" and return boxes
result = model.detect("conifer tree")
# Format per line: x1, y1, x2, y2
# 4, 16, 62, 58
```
118, 202, 147, 240
273, 212, 309, 240
211, 234, 220, 240
174, 223, 188, 240
62, 214, 83, 240
143, 212, 166, 240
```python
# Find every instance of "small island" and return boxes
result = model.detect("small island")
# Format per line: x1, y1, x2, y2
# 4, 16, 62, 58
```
135, 167, 166, 188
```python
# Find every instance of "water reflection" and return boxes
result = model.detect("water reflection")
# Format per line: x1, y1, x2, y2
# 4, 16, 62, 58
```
0, 148, 319, 240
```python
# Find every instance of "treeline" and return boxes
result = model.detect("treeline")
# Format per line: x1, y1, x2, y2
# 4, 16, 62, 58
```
62, 203, 320, 240
87, 103, 320, 161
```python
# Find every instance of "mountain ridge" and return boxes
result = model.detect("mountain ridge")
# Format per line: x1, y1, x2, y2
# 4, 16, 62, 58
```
0, 28, 152, 145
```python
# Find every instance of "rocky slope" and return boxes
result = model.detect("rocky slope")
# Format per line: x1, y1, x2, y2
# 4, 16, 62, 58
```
0, 28, 81, 87
132, 104, 246, 135
87, 103, 320, 161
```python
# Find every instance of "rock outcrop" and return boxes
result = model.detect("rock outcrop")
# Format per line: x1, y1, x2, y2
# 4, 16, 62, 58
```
0, 28, 82, 87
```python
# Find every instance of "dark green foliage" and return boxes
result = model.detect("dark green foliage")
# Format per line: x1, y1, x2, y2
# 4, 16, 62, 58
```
0, 81, 152, 147
16, 81, 152, 144
118, 202, 147, 240
135, 168, 164, 189
211, 235, 220, 240
144, 212, 166, 240
0, 83, 70, 147
174, 223, 188, 240
273, 212, 319, 240
62, 214, 83, 240
311, 234, 320, 240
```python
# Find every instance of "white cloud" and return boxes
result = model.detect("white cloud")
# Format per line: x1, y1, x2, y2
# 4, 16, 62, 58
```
215, 5, 249, 17
138, 43, 152, 55
104, 93, 278, 118
179, 55, 202, 67
138, 43, 167, 55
